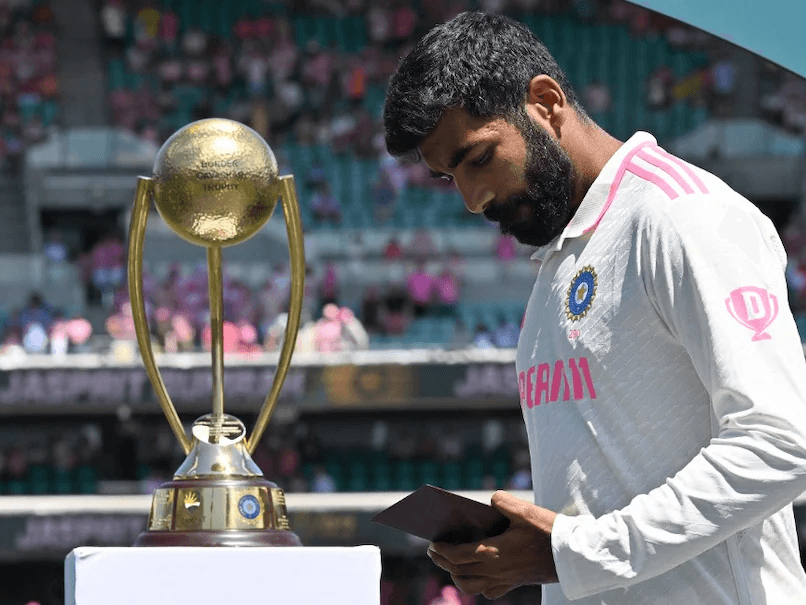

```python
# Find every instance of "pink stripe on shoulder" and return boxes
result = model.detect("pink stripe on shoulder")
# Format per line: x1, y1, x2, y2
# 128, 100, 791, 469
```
626, 162, 679, 199
653, 146, 709, 193
584, 141, 655, 234
637, 149, 694, 194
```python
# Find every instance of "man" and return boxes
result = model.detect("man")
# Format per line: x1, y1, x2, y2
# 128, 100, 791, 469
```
384, 11, 806, 604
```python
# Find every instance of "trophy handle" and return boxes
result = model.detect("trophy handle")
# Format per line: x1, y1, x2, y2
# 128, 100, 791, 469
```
128, 177, 192, 454
247, 175, 305, 454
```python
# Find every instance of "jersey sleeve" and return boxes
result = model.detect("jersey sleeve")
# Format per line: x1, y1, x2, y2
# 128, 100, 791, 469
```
550, 194, 806, 600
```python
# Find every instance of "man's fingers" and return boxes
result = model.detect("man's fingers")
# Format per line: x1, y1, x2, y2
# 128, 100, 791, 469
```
450, 574, 490, 595
430, 541, 500, 565
430, 541, 481, 564
427, 547, 453, 572
481, 584, 513, 600
427, 548, 489, 576
490, 490, 529, 520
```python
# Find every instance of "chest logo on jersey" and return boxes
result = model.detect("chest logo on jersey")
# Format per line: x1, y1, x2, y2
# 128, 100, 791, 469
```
566, 265, 597, 321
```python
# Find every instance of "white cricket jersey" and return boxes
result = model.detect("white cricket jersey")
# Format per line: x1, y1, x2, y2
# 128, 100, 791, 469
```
516, 132, 806, 603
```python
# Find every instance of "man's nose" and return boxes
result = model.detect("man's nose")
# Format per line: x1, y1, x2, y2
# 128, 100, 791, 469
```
461, 184, 494, 214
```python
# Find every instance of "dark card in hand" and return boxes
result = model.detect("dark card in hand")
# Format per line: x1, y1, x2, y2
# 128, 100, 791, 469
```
371, 485, 510, 544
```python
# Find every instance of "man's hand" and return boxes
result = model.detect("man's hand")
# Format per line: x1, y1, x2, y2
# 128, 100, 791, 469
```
427, 490, 558, 600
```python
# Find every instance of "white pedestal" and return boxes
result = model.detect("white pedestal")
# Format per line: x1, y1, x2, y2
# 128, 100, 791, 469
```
65, 546, 381, 605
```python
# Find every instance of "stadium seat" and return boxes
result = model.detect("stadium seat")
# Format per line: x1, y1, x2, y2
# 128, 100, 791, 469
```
5, 480, 26, 495
108, 58, 127, 90
462, 456, 484, 490
75, 466, 98, 494
796, 315, 806, 340
177, 0, 198, 29
41, 100, 59, 126
394, 459, 418, 492
372, 457, 393, 491
347, 460, 370, 492
441, 461, 463, 491
53, 468, 73, 494
338, 16, 367, 53
363, 85, 386, 117
420, 460, 440, 487
28, 465, 50, 494
323, 457, 344, 491
17, 98, 40, 125
490, 459, 510, 489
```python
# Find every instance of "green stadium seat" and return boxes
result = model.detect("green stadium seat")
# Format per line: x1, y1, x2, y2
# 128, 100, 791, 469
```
363, 85, 387, 117
28, 465, 50, 494
244, 0, 266, 19
441, 461, 463, 491
420, 460, 440, 487
338, 16, 367, 52
177, 0, 198, 29
463, 456, 484, 490
394, 459, 418, 492
323, 457, 344, 491
491, 459, 510, 489
556, 16, 577, 53
211, 0, 234, 39
293, 16, 313, 48
373, 468, 392, 491
197, 0, 215, 32
648, 109, 672, 144
17, 100, 40, 125
692, 103, 709, 129
347, 460, 369, 492
6, 480, 26, 495
126, 72, 145, 90
40, 100, 59, 126
372, 456, 393, 491
108, 58, 126, 90
53, 468, 73, 494
75, 466, 97, 494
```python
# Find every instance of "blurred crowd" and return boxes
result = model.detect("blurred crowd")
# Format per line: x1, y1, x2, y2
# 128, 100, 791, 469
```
100, 0, 405, 150
783, 216, 806, 320
0, 0, 58, 176
96, 0, 762, 208
0, 291, 93, 356
760, 68, 806, 136
2, 215, 533, 355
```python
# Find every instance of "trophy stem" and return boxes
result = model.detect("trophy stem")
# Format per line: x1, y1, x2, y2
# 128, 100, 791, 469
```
207, 246, 225, 421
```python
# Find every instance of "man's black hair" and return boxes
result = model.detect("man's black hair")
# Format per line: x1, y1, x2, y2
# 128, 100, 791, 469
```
384, 11, 586, 160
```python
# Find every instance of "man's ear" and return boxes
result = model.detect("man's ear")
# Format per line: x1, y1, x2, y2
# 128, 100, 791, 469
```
525, 75, 568, 129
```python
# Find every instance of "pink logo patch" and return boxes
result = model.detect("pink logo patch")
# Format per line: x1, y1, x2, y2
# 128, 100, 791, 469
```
725, 286, 778, 341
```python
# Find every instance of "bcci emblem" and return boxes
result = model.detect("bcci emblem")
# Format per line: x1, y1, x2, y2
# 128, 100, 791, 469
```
566, 266, 597, 321
238, 494, 261, 520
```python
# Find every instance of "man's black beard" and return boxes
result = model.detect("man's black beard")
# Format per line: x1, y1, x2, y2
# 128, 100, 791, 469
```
483, 111, 576, 247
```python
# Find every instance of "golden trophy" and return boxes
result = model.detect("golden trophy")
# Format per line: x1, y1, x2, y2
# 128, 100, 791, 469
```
128, 118, 304, 546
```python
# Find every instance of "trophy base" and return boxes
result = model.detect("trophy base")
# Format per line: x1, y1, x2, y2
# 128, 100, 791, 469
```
135, 476, 302, 547
134, 529, 302, 547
